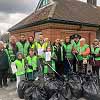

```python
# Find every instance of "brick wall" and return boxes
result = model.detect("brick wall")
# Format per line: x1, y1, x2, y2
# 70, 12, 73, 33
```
10, 31, 35, 41
11, 28, 96, 45
10, 23, 97, 44
42, 29, 96, 44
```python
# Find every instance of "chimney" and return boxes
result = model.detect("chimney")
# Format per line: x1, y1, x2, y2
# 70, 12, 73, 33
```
87, 0, 97, 6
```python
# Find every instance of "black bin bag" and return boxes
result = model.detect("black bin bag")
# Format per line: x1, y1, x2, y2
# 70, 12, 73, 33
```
49, 92, 66, 100
32, 87, 47, 100
24, 78, 47, 100
24, 86, 34, 100
17, 80, 33, 99
68, 74, 82, 98
61, 82, 72, 99
44, 79, 63, 99
82, 81, 100, 100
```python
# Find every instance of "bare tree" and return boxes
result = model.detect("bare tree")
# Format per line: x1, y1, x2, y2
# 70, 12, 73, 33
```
1, 32, 9, 43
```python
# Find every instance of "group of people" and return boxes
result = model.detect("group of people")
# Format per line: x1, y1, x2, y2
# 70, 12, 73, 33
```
0, 33, 100, 89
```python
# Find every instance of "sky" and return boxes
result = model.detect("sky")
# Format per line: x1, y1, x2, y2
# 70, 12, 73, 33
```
0, 0, 100, 33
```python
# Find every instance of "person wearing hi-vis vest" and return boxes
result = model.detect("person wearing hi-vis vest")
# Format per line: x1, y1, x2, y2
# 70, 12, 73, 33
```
6, 36, 17, 81
71, 34, 81, 72
26, 48, 38, 80
90, 39, 100, 78
28, 36, 35, 47
76, 38, 90, 74
28, 36, 37, 52
34, 34, 49, 56
35, 34, 49, 72
63, 37, 74, 74
15, 52, 25, 88
16, 34, 30, 57
43, 46, 57, 76
52, 39, 65, 79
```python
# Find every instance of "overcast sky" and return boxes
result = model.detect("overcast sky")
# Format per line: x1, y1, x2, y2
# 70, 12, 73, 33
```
0, 0, 100, 33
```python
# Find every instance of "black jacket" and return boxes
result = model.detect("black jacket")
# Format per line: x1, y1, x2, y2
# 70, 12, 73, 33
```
52, 43, 65, 62
0, 49, 9, 70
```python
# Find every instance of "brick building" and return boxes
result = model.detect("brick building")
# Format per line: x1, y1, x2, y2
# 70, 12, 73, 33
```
8, 0, 100, 44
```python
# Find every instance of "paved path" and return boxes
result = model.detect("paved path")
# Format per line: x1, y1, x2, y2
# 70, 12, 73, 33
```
0, 80, 87, 100
0, 81, 22, 100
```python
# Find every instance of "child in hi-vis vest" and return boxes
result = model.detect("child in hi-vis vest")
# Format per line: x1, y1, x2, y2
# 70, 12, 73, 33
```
26, 48, 38, 80
15, 52, 25, 88
43, 46, 57, 76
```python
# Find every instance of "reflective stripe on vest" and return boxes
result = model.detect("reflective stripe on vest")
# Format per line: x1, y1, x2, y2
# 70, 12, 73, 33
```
63, 43, 73, 59
15, 59, 25, 76
53, 45, 64, 61
35, 42, 48, 50
73, 41, 80, 49
8, 44, 16, 62
16, 42, 29, 57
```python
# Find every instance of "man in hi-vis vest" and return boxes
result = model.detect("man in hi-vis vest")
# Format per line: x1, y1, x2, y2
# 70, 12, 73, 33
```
35, 34, 49, 72
16, 34, 30, 57
71, 34, 81, 72
6, 36, 17, 81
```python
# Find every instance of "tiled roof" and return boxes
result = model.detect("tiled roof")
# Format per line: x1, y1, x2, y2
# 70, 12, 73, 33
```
9, 0, 100, 32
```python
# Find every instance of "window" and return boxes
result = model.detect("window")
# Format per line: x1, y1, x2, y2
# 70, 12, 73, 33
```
39, 0, 49, 8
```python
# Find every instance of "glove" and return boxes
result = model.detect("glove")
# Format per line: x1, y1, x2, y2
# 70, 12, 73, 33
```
28, 65, 33, 69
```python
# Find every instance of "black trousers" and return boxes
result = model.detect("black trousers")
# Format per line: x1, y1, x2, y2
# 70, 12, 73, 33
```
64, 59, 73, 75
0, 70, 8, 86
55, 61, 64, 79
73, 57, 77, 72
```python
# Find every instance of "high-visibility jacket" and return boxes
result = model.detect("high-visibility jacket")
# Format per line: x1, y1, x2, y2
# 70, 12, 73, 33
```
52, 45, 64, 62
35, 41, 48, 51
16, 41, 29, 57
31, 42, 36, 50
72, 41, 80, 49
26, 55, 38, 73
35, 41, 49, 59
5, 49, 10, 61
91, 46, 100, 61
63, 43, 74, 59
43, 52, 56, 74
77, 44, 90, 60
15, 59, 25, 76
7, 44, 16, 62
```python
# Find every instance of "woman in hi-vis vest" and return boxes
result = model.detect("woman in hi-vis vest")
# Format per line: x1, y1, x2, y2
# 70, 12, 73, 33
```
76, 38, 90, 74
90, 39, 100, 79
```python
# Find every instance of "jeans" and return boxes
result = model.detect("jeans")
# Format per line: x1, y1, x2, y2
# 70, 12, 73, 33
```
27, 71, 38, 80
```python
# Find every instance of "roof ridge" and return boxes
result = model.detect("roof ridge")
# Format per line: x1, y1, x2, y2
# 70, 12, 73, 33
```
48, 1, 57, 18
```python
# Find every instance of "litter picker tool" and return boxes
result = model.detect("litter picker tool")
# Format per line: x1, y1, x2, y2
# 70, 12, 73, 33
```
43, 60, 65, 81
